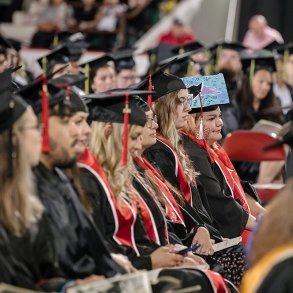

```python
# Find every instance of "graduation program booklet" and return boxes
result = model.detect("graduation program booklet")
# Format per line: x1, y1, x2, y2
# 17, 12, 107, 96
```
0, 283, 41, 293
66, 271, 152, 293
252, 119, 282, 137
212, 236, 242, 252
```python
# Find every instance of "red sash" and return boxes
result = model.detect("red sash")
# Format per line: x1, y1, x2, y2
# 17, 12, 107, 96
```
135, 156, 186, 226
78, 149, 139, 254
180, 130, 251, 243
130, 179, 168, 245
205, 270, 230, 293
156, 135, 193, 206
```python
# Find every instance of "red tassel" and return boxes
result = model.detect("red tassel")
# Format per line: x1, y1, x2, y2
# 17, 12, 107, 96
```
41, 76, 50, 153
122, 94, 130, 166
147, 74, 153, 106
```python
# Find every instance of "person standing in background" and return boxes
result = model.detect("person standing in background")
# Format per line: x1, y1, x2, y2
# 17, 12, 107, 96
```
242, 15, 284, 50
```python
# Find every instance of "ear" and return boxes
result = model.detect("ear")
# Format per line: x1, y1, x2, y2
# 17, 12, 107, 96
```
104, 122, 113, 138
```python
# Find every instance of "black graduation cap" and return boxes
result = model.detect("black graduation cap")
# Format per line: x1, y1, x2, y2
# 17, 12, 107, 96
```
113, 48, 136, 72
158, 48, 206, 77
0, 69, 27, 133
0, 36, 21, 52
171, 41, 204, 55
275, 42, 293, 65
15, 78, 63, 115
141, 46, 159, 74
48, 74, 88, 112
263, 40, 282, 52
36, 45, 70, 75
209, 41, 247, 66
80, 53, 115, 95
84, 90, 151, 126
241, 51, 277, 77
130, 56, 180, 102
0, 69, 28, 177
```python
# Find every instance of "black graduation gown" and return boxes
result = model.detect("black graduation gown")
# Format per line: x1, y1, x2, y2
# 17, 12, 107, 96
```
33, 163, 125, 279
79, 167, 156, 270
0, 218, 67, 292
182, 135, 249, 238
143, 140, 222, 244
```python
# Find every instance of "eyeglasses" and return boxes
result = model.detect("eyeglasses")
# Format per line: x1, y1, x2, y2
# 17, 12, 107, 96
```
21, 123, 43, 132
177, 94, 193, 107
145, 115, 157, 128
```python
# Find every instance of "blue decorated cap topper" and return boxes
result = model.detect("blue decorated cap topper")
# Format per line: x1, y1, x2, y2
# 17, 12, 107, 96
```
182, 73, 229, 109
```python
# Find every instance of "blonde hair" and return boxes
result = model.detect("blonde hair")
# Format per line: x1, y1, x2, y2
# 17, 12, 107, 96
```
248, 179, 293, 266
154, 91, 198, 183
90, 121, 138, 202
0, 109, 43, 235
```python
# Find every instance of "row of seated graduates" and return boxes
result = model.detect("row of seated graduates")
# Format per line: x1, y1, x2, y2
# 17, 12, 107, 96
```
0, 38, 259, 292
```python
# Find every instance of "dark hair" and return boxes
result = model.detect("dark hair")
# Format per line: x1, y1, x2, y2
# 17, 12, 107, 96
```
237, 75, 284, 129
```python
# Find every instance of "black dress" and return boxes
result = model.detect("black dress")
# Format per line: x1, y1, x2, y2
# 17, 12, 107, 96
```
33, 163, 125, 279
182, 134, 249, 239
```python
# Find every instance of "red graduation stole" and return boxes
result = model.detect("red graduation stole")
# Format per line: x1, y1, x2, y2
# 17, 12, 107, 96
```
156, 134, 193, 206
78, 148, 139, 254
135, 156, 186, 226
130, 178, 168, 245
180, 130, 251, 243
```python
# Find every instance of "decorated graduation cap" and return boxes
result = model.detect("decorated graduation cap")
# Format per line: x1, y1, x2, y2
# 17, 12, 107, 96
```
241, 50, 277, 83
36, 45, 70, 76
113, 48, 136, 73
182, 73, 229, 139
48, 74, 88, 113
85, 89, 152, 165
182, 73, 230, 113
0, 68, 28, 176
80, 53, 115, 95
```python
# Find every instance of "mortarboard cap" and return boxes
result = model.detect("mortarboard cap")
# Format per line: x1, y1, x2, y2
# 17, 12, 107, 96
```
113, 48, 136, 72
263, 40, 282, 52
158, 48, 206, 77
241, 50, 277, 79
0, 69, 27, 133
182, 73, 230, 113
80, 53, 115, 95
84, 90, 152, 126
48, 74, 88, 113
36, 45, 70, 75
16, 78, 63, 115
171, 41, 204, 55
0, 69, 28, 176
130, 56, 182, 101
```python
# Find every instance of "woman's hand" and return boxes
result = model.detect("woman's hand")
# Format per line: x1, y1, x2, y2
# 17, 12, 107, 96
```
192, 227, 214, 255
151, 246, 184, 268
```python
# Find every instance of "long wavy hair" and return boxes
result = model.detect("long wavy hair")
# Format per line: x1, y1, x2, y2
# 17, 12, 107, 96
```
154, 91, 198, 183
0, 110, 43, 235
237, 74, 284, 129
248, 179, 293, 266
90, 121, 139, 202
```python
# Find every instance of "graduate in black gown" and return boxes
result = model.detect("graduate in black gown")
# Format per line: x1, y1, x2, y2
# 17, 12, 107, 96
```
180, 85, 265, 243
0, 69, 69, 291
16, 77, 125, 280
